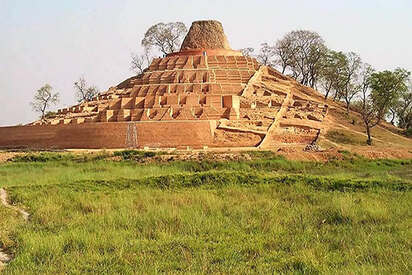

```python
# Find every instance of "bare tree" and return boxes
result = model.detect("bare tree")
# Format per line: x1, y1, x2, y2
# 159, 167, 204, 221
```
74, 77, 99, 103
240, 47, 254, 57
31, 84, 59, 120
141, 22, 187, 55
131, 49, 152, 75
273, 36, 296, 74
256, 43, 275, 66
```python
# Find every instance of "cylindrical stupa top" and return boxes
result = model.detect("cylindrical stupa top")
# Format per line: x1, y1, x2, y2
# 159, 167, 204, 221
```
168, 20, 241, 57
180, 20, 232, 51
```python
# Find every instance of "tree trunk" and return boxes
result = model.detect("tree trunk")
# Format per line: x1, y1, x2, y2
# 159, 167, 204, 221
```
333, 91, 338, 102
390, 110, 396, 125
41, 104, 46, 120
309, 77, 315, 88
324, 90, 330, 100
366, 126, 372, 145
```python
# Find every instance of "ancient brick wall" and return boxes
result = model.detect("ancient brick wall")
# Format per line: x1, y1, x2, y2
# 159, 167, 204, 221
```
16, 20, 329, 149
0, 121, 214, 149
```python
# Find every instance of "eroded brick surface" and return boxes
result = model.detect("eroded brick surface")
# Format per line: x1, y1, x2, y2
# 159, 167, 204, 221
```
0, 20, 329, 149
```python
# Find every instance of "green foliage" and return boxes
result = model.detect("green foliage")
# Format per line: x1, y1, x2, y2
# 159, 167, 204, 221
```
370, 68, 410, 114
357, 67, 410, 145
113, 150, 155, 161
320, 50, 346, 98
394, 80, 412, 129
10, 152, 111, 163
0, 155, 412, 273
11, 152, 74, 162
55, 171, 410, 192
141, 22, 187, 55
243, 150, 278, 159
275, 30, 327, 87
44, 111, 57, 119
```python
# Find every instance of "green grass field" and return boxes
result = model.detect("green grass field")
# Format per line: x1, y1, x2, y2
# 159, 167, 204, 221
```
0, 151, 411, 274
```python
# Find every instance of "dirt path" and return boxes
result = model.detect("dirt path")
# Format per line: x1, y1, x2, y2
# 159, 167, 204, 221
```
0, 250, 11, 270
0, 188, 29, 221
0, 188, 30, 270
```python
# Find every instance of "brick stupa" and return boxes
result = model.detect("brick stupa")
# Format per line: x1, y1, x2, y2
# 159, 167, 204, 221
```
0, 20, 328, 149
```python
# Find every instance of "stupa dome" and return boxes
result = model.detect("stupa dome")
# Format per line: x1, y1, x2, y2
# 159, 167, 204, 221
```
180, 20, 232, 51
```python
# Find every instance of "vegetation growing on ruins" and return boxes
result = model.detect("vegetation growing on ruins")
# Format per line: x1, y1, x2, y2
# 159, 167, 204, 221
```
30, 84, 60, 120
29, 21, 411, 146
0, 151, 411, 274
358, 69, 411, 144
73, 76, 99, 103
130, 21, 412, 145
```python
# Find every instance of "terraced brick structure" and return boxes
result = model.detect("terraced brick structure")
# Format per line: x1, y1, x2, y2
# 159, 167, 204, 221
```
0, 20, 328, 149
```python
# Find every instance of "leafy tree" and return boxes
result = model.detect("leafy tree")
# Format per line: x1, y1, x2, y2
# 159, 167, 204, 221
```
141, 22, 187, 55
357, 68, 409, 145
305, 39, 328, 89
320, 51, 362, 113
339, 52, 362, 114
74, 77, 99, 103
393, 79, 412, 129
31, 84, 59, 120
274, 30, 327, 88
131, 22, 186, 75
358, 63, 375, 101
320, 50, 346, 100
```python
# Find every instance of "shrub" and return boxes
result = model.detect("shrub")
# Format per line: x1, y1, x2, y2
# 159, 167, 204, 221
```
11, 152, 74, 162
44, 111, 57, 119
243, 150, 278, 159
10, 151, 113, 163
113, 150, 156, 161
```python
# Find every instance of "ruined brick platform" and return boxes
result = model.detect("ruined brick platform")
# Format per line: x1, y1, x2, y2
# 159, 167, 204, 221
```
0, 20, 328, 149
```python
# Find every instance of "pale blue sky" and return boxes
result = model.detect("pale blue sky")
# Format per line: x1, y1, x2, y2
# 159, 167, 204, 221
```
1, 0, 411, 126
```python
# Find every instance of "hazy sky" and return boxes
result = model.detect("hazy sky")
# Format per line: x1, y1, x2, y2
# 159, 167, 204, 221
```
1, 0, 411, 126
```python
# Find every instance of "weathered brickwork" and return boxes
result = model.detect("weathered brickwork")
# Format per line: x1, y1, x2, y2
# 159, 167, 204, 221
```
0, 20, 328, 149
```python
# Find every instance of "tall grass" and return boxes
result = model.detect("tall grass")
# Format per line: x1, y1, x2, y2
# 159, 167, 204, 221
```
0, 152, 411, 274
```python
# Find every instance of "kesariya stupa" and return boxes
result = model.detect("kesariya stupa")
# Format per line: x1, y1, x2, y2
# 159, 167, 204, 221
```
0, 20, 328, 149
